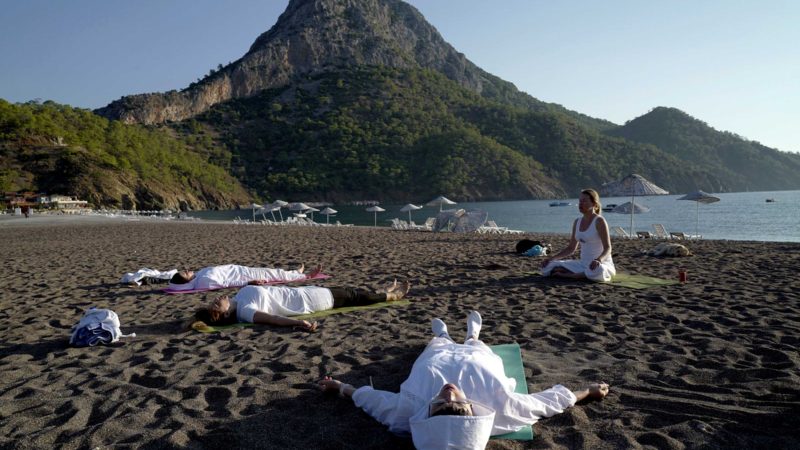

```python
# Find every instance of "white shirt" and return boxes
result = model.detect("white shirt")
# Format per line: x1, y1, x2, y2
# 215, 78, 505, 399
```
167, 264, 306, 291
352, 337, 577, 436
232, 285, 334, 323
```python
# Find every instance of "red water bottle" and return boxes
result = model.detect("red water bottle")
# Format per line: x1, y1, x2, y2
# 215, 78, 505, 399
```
678, 270, 687, 283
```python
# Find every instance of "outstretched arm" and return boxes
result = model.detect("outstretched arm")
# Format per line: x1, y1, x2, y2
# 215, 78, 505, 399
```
252, 311, 318, 332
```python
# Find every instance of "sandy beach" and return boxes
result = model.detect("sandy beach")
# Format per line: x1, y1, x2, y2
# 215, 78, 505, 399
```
1, 216, 798, 449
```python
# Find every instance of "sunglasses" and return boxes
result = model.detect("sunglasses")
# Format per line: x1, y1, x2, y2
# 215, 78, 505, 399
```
428, 398, 472, 417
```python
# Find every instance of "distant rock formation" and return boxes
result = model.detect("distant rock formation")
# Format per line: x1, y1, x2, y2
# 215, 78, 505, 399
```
96, 0, 489, 125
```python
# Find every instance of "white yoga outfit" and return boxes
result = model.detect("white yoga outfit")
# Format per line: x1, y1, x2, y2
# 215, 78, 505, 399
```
542, 216, 615, 282
167, 264, 306, 291
352, 337, 577, 437
232, 285, 334, 323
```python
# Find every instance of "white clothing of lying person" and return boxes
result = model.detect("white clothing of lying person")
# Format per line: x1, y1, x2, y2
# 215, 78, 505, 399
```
168, 264, 314, 291
318, 312, 609, 450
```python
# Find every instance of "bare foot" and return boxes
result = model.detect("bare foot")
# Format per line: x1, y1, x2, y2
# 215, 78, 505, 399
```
383, 278, 399, 293
307, 265, 322, 278
297, 263, 305, 273
387, 281, 411, 301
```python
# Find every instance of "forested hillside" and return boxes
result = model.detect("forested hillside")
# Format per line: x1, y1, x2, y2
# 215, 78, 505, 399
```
0, 100, 250, 209
176, 66, 719, 201
607, 107, 800, 192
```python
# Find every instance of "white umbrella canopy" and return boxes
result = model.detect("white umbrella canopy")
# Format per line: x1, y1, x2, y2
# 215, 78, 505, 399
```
399, 203, 423, 222
365, 205, 386, 226
601, 174, 668, 235
306, 206, 320, 221
610, 201, 650, 234
288, 202, 311, 211
427, 195, 456, 212
611, 201, 651, 215
678, 190, 721, 238
320, 207, 338, 224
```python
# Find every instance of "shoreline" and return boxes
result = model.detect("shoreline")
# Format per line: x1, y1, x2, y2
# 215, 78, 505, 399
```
3, 213, 799, 245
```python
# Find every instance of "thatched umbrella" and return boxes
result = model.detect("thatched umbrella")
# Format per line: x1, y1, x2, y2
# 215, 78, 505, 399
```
678, 190, 720, 238
365, 205, 385, 227
601, 174, 668, 235
426, 195, 456, 212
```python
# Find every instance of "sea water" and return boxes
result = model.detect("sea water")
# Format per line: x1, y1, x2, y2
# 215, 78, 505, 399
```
192, 190, 800, 243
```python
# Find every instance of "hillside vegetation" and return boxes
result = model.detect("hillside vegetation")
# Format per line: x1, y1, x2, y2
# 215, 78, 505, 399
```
0, 99, 250, 209
178, 66, 720, 201
606, 107, 800, 192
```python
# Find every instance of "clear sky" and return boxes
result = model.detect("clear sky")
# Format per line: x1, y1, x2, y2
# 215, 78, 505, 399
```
1, 0, 797, 153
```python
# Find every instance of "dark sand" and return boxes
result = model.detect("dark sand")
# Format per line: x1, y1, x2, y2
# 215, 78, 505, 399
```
1, 217, 799, 449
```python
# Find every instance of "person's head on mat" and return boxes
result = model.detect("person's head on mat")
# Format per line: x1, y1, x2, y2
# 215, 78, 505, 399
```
429, 383, 473, 417
194, 295, 237, 326
171, 270, 196, 285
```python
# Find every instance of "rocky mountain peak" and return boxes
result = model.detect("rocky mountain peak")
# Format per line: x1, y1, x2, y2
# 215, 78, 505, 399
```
96, 0, 485, 124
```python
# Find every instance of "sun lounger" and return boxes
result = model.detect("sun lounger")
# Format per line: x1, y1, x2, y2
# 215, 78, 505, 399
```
636, 231, 652, 239
611, 226, 631, 239
652, 224, 671, 239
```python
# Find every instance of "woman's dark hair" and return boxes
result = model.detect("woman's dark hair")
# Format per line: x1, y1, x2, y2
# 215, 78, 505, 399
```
170, 272, 193, 285
515, 239, 541, 254
194, 308, 238, 327
430, 403, 473, 417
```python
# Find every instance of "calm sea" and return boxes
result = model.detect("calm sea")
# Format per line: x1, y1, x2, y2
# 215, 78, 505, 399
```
192, 190, 800, 243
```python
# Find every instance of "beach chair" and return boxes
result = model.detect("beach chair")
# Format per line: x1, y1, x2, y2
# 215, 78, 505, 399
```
390, 218, 407, 230
422, 217, 436, 231
652, 224, 671, 239
636, 231, 652, 239
611, 226, 631, 239
670, 231, 686, 240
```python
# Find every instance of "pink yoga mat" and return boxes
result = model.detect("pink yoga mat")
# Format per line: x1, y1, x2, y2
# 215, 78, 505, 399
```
162, 273, 331, 294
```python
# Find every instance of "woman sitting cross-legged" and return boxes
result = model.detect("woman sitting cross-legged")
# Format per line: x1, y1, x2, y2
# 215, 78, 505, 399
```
541, 188, 616, 282
192, 281, 411, 332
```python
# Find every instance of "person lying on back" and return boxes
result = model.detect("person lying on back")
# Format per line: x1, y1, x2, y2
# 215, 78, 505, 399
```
168, 263, 320, 291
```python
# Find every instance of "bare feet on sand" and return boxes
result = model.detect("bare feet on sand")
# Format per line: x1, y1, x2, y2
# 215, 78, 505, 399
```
386, 281, 411, 301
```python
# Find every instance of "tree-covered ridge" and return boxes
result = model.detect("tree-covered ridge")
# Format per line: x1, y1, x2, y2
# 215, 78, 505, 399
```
182, 66, 720, 201
184, 66, 565, 201
0, 99, 250, 209
607, 107, 800, 192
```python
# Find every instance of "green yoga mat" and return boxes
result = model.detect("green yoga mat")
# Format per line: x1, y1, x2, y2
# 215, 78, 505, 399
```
490, 343, 535, 441
191, 300, 410, 333
525, 271, 679, 289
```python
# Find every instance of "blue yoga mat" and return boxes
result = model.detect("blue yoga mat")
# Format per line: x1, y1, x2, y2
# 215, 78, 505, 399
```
490, 343, 534, 440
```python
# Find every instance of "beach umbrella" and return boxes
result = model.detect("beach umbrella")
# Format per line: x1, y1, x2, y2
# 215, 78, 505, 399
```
432, 209, 488, 233
611, 201, 651, 215
365, 205, 385, 227
601, 174, 668, 235
427, 195, 456, 212
678, 190, 720, 238
399, 203, 423, 222
272, 199, 288, 221
288, 202, 310, 212
306, 206, 320, 221
258, 205, 281, 222
249, 203, 262, 223
320, 207, 337, 224
610, 201, 651, 235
